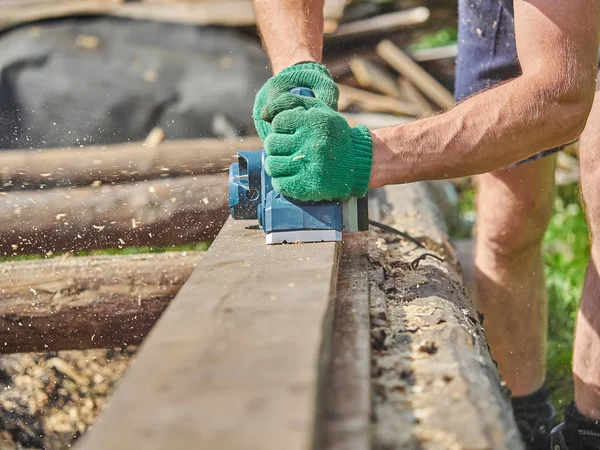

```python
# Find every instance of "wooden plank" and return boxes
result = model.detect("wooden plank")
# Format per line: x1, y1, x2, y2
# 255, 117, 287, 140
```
0, 0, 347, 31
0, 137, 261, 190
0, 251, 202, 353
322, 233, 371, 450
78, 218, 341, 450
0, 174, 227, 256
377, 40, 455, 110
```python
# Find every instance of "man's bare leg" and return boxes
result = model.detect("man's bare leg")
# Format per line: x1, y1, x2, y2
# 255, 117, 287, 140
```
575, 76, 600, 421
475, 156, 556, 396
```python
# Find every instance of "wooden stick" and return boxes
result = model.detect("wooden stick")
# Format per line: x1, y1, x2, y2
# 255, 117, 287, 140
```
0, 137, 261, 190
398, 78, 435, 116
338, 84, 421, 116
342, 112, 413, 129
371, 183, 522, 449
78, 218, 342, 450
0, 251, 202, 353
349, 58, 402, 98
377, 40, 455, 110
0, 174, 228, 256
330, 7, 430, 39
411, 44, 458, 62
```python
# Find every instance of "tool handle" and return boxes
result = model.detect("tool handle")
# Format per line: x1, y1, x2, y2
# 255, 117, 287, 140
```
289, 87, 315, 98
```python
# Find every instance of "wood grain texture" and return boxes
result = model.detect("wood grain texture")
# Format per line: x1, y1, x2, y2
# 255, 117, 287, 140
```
0, 251, 202, 353
78, 218, 341, 450
0, 174, 227, 256
0, 138, 261, 190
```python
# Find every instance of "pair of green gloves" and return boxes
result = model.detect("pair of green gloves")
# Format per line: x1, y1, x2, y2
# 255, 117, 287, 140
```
253, 63, 373, 202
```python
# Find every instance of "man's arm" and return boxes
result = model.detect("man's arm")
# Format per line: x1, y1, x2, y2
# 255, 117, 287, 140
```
370, 0, 600, 187
253, 0, 324, 74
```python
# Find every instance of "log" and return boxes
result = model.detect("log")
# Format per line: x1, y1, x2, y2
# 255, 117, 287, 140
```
0, 251, 202, 353
338, 84, 420, 116
369, 182, 522, 449
398, 78, 435, 116
0, 0, 348, 31
0, 174, 228, 256
377, 40, 455, 110
0, 137, 261, 190
78, 218, 345, 450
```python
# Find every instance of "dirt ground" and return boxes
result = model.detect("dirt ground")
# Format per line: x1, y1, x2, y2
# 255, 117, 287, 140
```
0, 348, 135, 449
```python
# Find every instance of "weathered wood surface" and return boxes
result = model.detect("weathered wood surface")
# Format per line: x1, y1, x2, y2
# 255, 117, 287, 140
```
322, 233, 371, 450
369, 183, 522, 449
0, 0, 347, 31
0, 251, 202, 353
0, 137, 261, 190
0, 174, 227, 256
78, 218, 342, 450
377, 40, 455, 110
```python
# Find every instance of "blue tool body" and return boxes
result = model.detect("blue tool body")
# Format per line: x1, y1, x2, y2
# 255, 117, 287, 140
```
227, 88, 366, 244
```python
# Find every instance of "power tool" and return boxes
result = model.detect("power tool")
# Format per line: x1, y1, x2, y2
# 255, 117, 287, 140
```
228, 88, 368, 244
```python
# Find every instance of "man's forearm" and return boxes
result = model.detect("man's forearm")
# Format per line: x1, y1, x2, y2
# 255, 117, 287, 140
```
370, 73, 593, 187
253, 0, 324, 74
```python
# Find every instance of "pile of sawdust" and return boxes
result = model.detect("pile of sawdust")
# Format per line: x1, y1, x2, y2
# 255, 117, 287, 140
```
0, 348, 135, 449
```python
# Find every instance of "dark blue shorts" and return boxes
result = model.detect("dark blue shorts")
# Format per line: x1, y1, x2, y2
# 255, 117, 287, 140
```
455, 0, 561, 166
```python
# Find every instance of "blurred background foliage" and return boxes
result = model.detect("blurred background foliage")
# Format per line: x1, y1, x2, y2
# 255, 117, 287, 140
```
457, 181, 589, 419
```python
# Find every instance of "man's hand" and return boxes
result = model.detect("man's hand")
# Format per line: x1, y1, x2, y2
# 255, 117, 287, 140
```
261, 94, 372, 202
253, 62, 339, 140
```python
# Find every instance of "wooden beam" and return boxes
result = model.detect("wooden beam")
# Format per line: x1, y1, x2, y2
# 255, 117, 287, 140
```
78, 218, 342, 450
377, 40, 455, 110
0, 174, 227, 256
0, 251, 202, 353
0, 137, 261, 190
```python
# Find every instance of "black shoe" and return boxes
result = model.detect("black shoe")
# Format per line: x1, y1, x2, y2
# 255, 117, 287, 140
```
551, 402, 600, 450
512, 386, 556, 450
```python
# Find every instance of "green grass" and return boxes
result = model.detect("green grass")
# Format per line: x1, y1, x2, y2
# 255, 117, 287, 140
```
1, 242, 211, 263
456, 181, 589, 418
544, 184, 589, 416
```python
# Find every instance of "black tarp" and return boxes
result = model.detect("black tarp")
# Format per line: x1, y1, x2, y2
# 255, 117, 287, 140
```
0, 17, 270, 149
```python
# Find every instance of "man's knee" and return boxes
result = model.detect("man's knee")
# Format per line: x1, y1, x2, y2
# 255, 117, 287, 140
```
475, 162, 556, 258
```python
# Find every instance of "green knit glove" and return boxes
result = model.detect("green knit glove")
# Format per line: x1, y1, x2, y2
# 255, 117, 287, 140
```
262, 94, 372, 202
253, 62, 339, 140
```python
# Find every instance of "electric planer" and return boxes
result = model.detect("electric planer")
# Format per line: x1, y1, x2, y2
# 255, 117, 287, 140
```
227, 88, 368, 244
